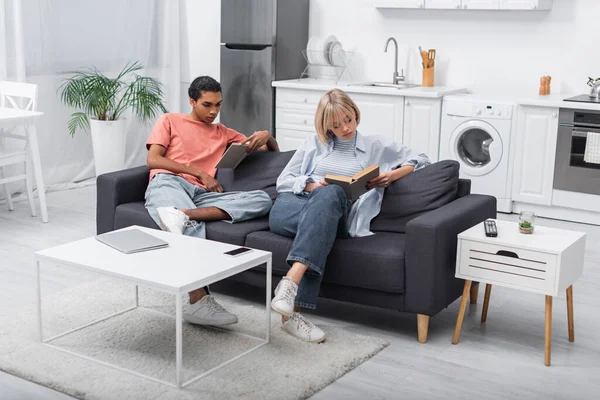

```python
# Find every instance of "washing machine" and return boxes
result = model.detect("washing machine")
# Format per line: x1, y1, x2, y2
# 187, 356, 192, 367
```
440, 95, 515, 213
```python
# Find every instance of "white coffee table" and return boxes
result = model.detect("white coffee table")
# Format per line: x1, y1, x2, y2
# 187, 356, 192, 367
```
34, 226, 272, 388
451, 219, 586, 366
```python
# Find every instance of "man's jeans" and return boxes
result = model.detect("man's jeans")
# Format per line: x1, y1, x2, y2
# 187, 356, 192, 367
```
269, 185, 351, 310
145, 173, 273, 239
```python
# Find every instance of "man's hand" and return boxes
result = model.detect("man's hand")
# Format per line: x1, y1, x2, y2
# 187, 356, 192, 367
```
195, 170, 223, 193
242, 130, 271, 153
367, 172, 393, 189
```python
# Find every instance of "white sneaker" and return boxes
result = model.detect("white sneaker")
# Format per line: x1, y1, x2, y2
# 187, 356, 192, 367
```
183, 295, 238, 326
282, 312, 326, 343
156, 206, 189, 235
271, 277, 298, 317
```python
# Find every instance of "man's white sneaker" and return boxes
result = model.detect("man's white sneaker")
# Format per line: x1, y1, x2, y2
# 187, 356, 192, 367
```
183, 295, 238, 326
282, 312, 326, 343
156, 206, 189, 235
271, 277, 298, 317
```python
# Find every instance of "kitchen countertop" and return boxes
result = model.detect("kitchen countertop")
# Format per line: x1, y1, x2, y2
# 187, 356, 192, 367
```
517, 94, 600, 111
272, 79, 468, 98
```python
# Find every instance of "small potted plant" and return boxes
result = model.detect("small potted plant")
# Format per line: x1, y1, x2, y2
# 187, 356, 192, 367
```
519, 211, 535, 234
58, 61, 168, 176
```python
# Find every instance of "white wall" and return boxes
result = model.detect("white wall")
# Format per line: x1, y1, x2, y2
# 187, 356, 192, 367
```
309, 0, 600, 96
182, 0, 221, 110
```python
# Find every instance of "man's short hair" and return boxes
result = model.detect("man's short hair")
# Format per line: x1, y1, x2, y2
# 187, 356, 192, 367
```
188, 76, 221, 101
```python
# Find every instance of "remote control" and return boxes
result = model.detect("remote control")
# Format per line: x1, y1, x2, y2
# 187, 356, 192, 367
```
484, 220, 497, 237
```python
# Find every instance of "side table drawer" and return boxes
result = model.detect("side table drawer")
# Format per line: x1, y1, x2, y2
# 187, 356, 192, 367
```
458, 240, 557, 292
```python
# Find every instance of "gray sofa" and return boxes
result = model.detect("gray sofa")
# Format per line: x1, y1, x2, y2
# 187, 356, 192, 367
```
97, 150, 496, 342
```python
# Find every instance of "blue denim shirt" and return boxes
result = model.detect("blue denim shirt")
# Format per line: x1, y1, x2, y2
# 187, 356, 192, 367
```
276, 131, 431, 237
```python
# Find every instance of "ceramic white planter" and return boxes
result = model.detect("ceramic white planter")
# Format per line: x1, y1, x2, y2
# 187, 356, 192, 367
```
89, 118, 127, 176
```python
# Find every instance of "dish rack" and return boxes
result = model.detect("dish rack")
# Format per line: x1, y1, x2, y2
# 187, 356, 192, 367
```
298, 49, 354, 84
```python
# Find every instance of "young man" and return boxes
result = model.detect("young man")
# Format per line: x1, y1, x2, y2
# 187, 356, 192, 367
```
145, 76, 279, 326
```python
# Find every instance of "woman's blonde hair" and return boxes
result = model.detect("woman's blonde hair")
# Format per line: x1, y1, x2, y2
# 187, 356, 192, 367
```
314, 89, 361, 143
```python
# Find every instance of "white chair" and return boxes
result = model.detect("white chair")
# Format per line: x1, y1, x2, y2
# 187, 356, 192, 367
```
0, 81, 41, 219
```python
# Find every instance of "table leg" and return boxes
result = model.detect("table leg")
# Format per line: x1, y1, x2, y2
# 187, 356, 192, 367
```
452, 280, 472, 345
176, 294, 183, 388
134, 285, 139, 307
545, 295, 552, 366
481, 284, 492, 323
35, 259, 43, 342
26, 124, 48, 223
566, 285, 574, 342
266, 259, 272, 343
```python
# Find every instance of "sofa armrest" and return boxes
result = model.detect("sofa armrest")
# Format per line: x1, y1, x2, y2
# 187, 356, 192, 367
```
96, 166, 149, 234
403, 194, 496, 316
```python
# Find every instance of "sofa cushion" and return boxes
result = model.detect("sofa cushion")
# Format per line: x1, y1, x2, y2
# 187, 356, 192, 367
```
114, 202, 159, 230
205, 217, 270, 246
221, 150, 295, 200
370, 160, 459, 234
245, 231, 406, 294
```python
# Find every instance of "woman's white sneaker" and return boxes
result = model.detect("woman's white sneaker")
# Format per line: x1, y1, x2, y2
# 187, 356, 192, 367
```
270, 277, 298, 317
282, 312, 326, 343
156, 206, 189, 234
183, 295, 238, 326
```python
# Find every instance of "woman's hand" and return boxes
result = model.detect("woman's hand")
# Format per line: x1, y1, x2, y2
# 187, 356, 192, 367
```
195, 170, 223, 193
367, 172, 393, 189
242, 130, 271, 153
304, 179, 329, 192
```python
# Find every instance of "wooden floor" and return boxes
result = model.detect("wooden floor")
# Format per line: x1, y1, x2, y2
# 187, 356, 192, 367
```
1, 186, 600, 399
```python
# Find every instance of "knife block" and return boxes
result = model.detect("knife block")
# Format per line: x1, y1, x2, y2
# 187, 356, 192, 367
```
422, 67, 434, 87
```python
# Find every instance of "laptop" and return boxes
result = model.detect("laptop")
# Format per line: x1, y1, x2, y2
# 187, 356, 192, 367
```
96, 229, 169, 254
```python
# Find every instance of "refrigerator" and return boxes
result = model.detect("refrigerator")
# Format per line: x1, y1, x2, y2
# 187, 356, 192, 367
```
220, 0, 309, 137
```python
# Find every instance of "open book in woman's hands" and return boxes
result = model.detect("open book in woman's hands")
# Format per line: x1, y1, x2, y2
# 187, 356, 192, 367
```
324, 165, 380, 201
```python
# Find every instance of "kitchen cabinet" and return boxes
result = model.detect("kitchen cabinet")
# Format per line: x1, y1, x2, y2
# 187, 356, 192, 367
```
426, 0, 462, 8
274, 87, 405, 151
403, 98, 442, 162
351, 93, 404, 143
369, 0, 552, 9
461, 0, 499, 9
511, 105, 559, 205
371, 0, 425, 8
499, 0, 553, 10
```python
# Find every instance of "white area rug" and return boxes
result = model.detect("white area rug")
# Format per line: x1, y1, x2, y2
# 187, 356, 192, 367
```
0, 279, 388, 400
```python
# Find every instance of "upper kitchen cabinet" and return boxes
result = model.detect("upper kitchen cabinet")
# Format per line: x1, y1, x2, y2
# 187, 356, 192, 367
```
369, 0, 552, 9
402, 98, 442, 162
499, 0, 553, 10
370, 0, 425, 8
425, 0, 462, 9
511, 105, 559, 205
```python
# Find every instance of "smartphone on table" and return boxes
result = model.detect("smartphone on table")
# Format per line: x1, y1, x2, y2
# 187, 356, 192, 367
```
224, 247, 253, 257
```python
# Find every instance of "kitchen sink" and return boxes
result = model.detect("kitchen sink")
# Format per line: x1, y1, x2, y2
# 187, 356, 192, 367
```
349, 82, 421, 89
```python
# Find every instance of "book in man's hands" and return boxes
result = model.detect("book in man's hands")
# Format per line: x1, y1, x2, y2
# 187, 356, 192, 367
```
324, 165, 380, 202
215, 143, 249, 169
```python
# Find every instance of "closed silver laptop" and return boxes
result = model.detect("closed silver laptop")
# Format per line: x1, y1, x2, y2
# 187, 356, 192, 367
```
96, 229, 169, 254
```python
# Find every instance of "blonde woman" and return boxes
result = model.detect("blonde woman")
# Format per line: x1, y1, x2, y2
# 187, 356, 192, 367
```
269, 89, 430, 342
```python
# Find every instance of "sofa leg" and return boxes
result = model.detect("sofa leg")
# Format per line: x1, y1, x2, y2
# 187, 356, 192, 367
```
417, 314, 430, 344
470, 282, 479, 305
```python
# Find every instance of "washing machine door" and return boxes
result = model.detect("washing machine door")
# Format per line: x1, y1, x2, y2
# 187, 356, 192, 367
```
449, 120, 503, 177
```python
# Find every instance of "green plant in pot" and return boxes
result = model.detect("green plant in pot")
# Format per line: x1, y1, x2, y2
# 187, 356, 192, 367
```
519, 220, 534, 234
58, 61, 168, 176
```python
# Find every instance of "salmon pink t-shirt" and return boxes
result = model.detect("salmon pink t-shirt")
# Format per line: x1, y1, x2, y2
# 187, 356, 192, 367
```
146, 113, 247, 188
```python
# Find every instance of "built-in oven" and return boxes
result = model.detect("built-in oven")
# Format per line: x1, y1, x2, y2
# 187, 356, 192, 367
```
554, 108, 600, 195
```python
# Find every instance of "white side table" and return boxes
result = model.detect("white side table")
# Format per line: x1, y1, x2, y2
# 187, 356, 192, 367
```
451, 219, 586, 366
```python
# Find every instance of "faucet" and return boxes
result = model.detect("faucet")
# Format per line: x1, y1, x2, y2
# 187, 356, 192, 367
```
384, 37, 404, 85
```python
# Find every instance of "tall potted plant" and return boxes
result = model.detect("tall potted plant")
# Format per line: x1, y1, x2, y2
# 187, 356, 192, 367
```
59, 61, 168, 176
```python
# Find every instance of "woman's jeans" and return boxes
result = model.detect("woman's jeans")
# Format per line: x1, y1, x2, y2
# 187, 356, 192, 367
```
269, 185, 351, 310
